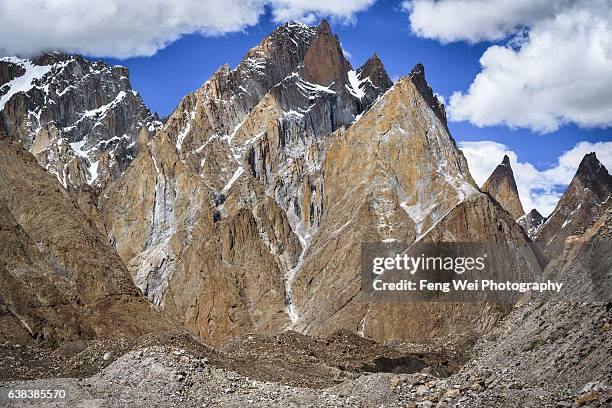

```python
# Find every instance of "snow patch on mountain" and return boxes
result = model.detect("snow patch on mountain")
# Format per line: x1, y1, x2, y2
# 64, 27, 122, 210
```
285, 209, 314, 325
347, 70, 366, 99
292, 73, 335, 98
0, 58, 52, 110
176, 109, 196, 151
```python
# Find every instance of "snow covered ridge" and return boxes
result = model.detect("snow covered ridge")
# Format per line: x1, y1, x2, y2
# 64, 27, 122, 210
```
0, 54, 160, 189
0, 57, 52, 111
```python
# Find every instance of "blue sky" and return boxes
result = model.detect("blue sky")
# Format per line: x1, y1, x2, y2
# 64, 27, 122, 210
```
3, 0, 610, 215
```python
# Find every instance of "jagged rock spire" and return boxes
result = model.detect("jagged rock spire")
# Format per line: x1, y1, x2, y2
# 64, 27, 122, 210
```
536, 152, 612, 260
574, 152, 612, 198
352, 53, 393, 109
358, 53, 393, 89
526, 208, 544, 224
302, 19, 352, 89
481, 154, 525, 220
409, 62, 447, 126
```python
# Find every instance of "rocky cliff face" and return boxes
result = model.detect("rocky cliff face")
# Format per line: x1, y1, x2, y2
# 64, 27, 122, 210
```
535, 152, 612, 260
0, 132, 174, 345
98, 21, 545, 347
100, 20, 395, 346
289, 77, 543, 343
408, 63, 447, 127
481, 155, 525, 220
0, 54, 160, 190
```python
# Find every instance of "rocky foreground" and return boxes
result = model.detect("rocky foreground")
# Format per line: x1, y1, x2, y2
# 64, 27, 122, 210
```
0, 325, 608, 407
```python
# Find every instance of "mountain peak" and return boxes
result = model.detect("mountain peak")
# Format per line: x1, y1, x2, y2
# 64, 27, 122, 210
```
318, 19, 332, 34
31, 52, 72, 66
577, 152, 604, 175
492, 154, 514, 175
357, 53, 392, 87
535, 152, 612, 259
302, 20, 352, 88
350, 54, 393, 109
411, 62, 425, 76
528, 208, 543, 220
574, 152, 612, 197
408, 62, 446, 126
360, 53, 385, 73
362, 53, 385, 71
581, 151, 598, 164
481, 155, 525, 220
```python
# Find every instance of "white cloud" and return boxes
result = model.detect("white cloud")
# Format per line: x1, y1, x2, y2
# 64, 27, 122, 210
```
0, 0, 267, 58
403, 0, 567, 44
404, 0, 612, 133
0, 1, 376, 59
459, 140, 612, 216
270, 0, 376, 24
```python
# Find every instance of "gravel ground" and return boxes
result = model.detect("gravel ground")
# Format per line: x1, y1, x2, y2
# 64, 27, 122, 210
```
2, 338, 609, 407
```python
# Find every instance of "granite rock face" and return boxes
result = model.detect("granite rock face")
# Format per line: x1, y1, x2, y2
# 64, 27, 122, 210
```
0, 53, 160, 190
481, 155, 525, 221
100, 20, 395, 345
535, 152, 612, 261
0, 132, 174, 346
302, 20, 352, 89
99, 21, 544, 346
289, 78, 543, 343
